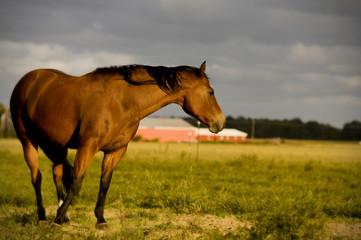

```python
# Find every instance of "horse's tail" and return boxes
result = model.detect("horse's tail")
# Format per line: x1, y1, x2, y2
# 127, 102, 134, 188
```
63, 158, 73, 193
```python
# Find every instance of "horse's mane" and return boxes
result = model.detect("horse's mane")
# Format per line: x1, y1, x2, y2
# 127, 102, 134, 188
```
93, 64, 206, 92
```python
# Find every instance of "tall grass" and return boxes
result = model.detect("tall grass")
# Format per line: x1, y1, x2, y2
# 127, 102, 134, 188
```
0, 139, 360, 239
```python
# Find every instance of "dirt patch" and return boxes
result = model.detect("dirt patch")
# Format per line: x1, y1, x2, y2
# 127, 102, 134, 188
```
327, 221, 361, 240
5, 206, 360, 239
173, 214, 251, 234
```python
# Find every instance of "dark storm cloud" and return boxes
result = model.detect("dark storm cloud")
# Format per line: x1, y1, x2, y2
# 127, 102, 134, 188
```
253, 0, 361, 16
2, 0, 360, 48
1, 0, 360, 127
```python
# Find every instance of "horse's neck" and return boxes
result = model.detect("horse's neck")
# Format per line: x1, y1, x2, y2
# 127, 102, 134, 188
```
133, 86, 183, 120
99, 71, 184, 120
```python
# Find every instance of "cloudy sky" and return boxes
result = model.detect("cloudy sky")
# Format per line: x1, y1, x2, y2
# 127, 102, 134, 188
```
1, 0, 360, 128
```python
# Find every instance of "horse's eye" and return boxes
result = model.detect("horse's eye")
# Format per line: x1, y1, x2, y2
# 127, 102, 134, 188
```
208, 91, 214, 96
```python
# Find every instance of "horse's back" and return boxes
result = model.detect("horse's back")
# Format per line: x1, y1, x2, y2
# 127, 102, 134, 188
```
11, 69, 69, 102
10, 69, 81, 145
11, 69, 69, 116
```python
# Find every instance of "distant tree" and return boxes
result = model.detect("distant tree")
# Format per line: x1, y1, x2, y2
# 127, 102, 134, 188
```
0, 103, 16, 138
184, 115, 355, 140
133, 135, 142, 142
0, 103, 5, 116
341, 121, 361, 140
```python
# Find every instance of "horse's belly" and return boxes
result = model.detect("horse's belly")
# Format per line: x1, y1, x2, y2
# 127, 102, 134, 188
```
33, 117, 78, 147
28, 102, 79, 147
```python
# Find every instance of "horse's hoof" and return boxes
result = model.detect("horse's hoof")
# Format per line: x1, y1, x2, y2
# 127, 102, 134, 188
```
63, 215, 71, 223
50, 222, 62, 228
38, 220, 49, 227
95, 222, 109, 230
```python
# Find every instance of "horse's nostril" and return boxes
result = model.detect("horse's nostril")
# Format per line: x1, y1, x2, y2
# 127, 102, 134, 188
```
216, 115, 226, 132
208, 122, 222, 134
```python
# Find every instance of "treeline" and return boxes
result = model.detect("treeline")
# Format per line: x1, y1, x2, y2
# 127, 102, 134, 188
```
184, 116, 361, 141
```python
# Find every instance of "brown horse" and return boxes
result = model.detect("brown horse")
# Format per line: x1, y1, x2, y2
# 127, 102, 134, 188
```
10, 61, 225, 228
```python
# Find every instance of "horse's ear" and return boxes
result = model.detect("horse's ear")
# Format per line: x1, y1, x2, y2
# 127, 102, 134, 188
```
199, 61, 206, 75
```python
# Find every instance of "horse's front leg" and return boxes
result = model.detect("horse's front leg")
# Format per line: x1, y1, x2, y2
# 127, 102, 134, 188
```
95, 145, 128, 229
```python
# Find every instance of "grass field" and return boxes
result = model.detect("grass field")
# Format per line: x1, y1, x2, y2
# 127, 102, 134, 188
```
0, 139, 360, 239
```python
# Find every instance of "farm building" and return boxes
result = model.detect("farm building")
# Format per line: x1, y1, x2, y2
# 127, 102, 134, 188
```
135, 117, 196, 143
198, 128, 248, 142
135, 117, 248, 143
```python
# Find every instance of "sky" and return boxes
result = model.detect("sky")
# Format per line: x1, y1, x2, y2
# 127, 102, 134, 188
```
1, 0, 360, 128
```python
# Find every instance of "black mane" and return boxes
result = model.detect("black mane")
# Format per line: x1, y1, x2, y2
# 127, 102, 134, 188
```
93, 64, 205, 92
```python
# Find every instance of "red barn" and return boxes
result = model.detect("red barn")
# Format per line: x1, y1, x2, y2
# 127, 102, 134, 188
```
135, 117, 196, 142
135, 117, 247, 143
198, 128, 248, 142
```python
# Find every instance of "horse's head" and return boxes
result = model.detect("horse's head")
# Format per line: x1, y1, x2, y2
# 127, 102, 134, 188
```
180, 62, 226, 133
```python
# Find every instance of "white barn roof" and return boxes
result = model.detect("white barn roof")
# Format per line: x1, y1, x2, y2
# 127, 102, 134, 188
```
198, 128, 248, 137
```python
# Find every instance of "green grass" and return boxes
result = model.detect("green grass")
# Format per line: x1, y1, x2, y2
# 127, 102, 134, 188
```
0, 139, 360, 239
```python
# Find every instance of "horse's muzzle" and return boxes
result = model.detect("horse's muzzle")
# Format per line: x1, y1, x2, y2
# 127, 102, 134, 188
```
208, 115, 226, 134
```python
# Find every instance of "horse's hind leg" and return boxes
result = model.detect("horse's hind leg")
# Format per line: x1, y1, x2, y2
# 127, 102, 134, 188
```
54, 143, 98, 225
40, 142, 71, 223
21, 140, 47, 222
